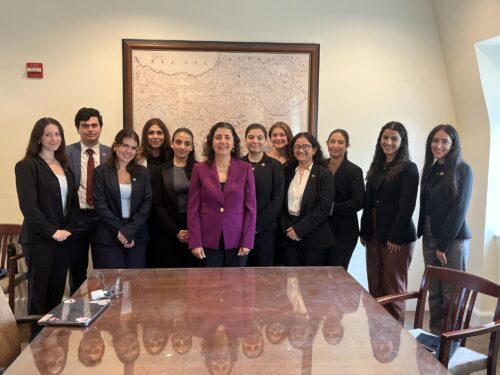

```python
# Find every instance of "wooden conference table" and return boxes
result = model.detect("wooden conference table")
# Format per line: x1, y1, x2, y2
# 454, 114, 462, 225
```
6, 267, 449, 374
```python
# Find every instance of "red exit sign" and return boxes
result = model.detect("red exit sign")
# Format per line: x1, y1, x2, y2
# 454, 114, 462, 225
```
26, 62, 43, 78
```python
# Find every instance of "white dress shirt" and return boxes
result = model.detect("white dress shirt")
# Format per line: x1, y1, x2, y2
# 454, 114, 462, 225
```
79, 142, 101, 209
287, 163, 313, 216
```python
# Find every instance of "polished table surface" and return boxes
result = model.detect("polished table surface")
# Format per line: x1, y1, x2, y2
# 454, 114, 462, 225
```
7, 267, 449, 374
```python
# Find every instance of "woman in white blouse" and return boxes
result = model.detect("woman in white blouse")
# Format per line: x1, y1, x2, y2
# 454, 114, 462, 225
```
93, 129, 152, 268
281, 133, 335, 266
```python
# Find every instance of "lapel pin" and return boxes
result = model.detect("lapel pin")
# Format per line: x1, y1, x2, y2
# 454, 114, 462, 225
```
133, 177, 137, 182
311, 174, 316, 178
261, 163, 266, 167
439, 172, 444, 176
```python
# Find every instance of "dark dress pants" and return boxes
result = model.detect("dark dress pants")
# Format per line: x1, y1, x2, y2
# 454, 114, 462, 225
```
94, 242, 147, 269
24, 241, 71, 315
69, 210, 99, 294
283, 239, 329, 267
282, 214, 330, 267
24, 240, 71, 338
148, 213, 204, 268
325, 238, 358, 270
204, 236, 247, 267
247, 231, 275, 267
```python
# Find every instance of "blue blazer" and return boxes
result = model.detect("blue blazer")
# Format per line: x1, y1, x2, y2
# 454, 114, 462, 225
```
66, 142, 111, 186
93, 164, 152, 245
188, 158, 257, 250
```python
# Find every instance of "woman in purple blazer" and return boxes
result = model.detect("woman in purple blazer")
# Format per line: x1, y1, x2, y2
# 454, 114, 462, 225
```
188, 122, 257, 267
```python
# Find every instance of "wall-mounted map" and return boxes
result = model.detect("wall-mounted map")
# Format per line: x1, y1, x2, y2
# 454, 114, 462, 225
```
123, 40, 319, 154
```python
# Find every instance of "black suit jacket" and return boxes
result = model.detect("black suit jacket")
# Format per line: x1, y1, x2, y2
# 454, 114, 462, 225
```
361, 161, 419, 244
15, 156, 79, 244
417, 162, 472, 252
282, 162, 335, 250
326, 158, 365, 241
242, 154, 284, 233
93, 164, 152, 245
151, 160, 189, 237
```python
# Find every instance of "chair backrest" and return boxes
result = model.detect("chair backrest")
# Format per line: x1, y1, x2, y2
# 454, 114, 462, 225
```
0, 224, 22, 269
414, 266, 500, 334
0, 288, 21, 369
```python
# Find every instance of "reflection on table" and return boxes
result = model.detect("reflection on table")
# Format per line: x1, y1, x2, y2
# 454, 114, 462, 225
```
6, 267, 449, 374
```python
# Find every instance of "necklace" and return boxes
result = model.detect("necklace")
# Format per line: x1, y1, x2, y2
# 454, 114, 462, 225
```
216, 163, 229, 172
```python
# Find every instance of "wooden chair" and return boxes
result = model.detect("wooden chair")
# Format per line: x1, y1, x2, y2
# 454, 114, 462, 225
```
0, 287, 21, 370
377, 265, 500, 375
0, 224, 27, 314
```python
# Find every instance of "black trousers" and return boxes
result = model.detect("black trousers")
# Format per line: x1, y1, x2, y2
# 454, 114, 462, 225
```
325, 238, 358, 270
23, 240, 71, 316
204, 236, 247, 267
247, 231, 275, 267
151, 237, 205, 268
69, 210, 99, 294
283, 239, 329, 266
94, 242, 147, 269
148, 213, 204, 268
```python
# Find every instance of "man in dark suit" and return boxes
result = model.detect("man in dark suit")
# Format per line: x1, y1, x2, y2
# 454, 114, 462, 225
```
66, 107, 111, 295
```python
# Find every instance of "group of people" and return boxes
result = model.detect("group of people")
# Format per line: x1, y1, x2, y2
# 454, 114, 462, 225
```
15, 107, 472, 338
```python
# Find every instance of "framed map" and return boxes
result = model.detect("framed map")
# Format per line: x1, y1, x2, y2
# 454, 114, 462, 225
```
122, 39, 320, 153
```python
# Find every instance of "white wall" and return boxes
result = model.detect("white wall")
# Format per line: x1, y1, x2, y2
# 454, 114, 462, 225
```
1, 0, 456, 292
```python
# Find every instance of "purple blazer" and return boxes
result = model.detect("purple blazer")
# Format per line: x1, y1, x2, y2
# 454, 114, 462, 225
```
188, 158, 257, 250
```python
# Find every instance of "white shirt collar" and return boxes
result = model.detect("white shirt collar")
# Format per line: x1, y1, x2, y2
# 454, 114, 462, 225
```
295, 162, 314, 173
80, 142, 100, 155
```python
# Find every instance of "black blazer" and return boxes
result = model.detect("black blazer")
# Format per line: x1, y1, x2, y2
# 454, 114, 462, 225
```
15, 156, 79, 244
151, 160, 189, 237
282, 162, 335, 250
417, 162, 472, 252
326, 158, 365, 241
242, 154, 284, 233
361, 161, 419, 244
93, 164, 152, 245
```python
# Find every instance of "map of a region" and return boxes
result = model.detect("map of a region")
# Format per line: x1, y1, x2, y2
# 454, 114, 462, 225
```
132, 50, 310, 155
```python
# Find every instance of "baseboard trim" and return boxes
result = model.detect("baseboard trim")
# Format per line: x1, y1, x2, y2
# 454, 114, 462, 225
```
472, 307, 495, 325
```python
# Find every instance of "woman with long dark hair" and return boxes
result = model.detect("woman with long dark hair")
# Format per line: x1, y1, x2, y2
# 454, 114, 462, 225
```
188, 122, 256, 267
325, 129, 365, 270
151, 127, 201, 267
242, 123, 284, 266
418, 124, 472, 334
281, 132, 335, 266
137, 118, 171, 268
93, 129, 152, 268
15, 117, 79, 338
137, 118, 172, 173
360, 121, 419, 324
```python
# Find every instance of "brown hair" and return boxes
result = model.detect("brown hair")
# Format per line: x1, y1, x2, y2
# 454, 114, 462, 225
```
24, 117, 68, 168
107, 128, 140, 174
